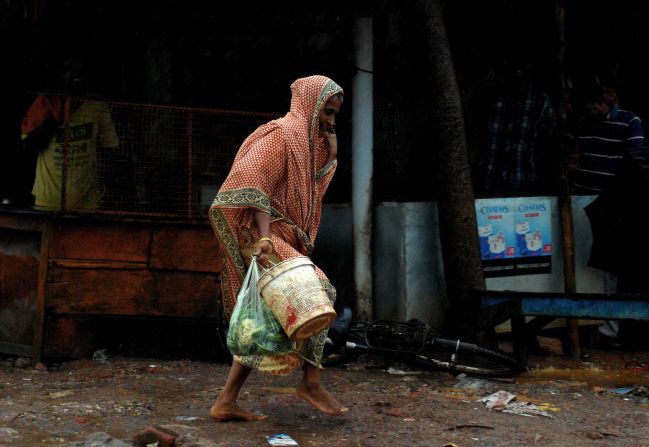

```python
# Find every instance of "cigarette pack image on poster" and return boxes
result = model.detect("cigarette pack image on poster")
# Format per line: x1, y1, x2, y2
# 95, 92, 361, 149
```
514, 198, 552, 257
475, 199, 515, 260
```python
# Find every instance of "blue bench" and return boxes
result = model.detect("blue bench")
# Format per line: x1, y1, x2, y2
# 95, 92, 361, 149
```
478, 290, 649, 366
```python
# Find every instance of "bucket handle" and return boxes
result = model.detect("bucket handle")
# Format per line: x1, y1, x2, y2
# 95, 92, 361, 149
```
253, 255, 278, 275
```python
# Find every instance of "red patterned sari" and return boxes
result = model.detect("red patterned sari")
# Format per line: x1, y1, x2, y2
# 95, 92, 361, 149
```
209, 75, 343, 374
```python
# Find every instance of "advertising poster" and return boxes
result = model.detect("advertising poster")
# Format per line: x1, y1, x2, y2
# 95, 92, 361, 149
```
475, 197, 552, 277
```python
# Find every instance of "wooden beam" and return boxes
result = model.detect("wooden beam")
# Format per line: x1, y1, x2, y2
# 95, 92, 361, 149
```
47, 268, 219, 318
33, 221, 51, 363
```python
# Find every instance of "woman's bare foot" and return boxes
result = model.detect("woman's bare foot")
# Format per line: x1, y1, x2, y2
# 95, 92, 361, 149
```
296, 379, 348, 416
210, 402, 269, 422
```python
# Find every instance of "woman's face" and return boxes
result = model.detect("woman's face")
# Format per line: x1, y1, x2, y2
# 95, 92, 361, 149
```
318, 96, 342, 133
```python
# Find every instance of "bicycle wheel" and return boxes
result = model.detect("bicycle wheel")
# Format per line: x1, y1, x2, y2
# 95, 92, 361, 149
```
363, 320, 428, 353
415, 337, 521, 377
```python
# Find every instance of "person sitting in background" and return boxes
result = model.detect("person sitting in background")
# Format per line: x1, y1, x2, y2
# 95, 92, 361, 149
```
572, 83, 644, 194
570, 80, 644, 343
20, 62, 119, 211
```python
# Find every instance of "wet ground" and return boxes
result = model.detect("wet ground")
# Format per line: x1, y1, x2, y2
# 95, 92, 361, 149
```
2, 338, 649, 447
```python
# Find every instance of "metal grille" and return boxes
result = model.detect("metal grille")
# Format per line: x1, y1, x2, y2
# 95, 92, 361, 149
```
42, 95, 278, 218
373, 99, 412, 202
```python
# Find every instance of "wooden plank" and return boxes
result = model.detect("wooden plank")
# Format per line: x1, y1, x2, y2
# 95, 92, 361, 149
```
46, 268, 219, 318
42, 317, 97, 359
0, 211, 49, 232
49, 221, 151, 262
150, 226, 221, 273
33, 221, 51, 363
0, 212, 50, 360
0, 341, 33, 357
49, 259, 147, 270
0, 229, 41, 348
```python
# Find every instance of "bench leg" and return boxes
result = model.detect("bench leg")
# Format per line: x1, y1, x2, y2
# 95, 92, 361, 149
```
565, 318, 581, 359
511, 314, 528, 368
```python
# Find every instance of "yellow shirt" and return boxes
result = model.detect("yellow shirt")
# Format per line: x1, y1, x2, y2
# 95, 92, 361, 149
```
31, 101, 119, 210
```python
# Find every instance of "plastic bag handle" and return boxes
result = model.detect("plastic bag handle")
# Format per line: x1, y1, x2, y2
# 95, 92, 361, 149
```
254, 256, 277, 275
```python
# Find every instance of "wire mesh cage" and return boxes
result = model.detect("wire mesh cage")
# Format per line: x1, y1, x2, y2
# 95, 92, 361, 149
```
23, 94, 279, 219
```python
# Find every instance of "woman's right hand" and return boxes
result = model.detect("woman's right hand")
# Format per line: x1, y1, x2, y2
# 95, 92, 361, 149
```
322, 124, 338, 162
252, 239, 273, 267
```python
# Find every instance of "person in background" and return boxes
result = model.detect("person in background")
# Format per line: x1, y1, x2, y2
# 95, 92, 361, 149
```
20, 61, 119, 211
570, 79, 644, 342
208, 75, 347, 421
572, 83, 644, 194
479, 60, 556, 195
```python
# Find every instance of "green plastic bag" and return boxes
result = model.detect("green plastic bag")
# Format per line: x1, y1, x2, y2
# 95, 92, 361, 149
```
227, 257, 295, 356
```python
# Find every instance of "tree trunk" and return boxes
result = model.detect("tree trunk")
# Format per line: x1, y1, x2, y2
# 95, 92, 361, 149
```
415, 0, 485, 339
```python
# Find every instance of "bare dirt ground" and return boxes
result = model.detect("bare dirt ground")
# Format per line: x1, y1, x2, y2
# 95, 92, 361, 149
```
2, 338, 649, 447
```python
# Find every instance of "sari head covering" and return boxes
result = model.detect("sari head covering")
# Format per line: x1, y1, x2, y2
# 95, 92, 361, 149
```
209, 75, 343, 373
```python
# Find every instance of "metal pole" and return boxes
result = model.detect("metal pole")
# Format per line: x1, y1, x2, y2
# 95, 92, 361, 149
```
352, 15, 374, 321
187, 112, 194, 218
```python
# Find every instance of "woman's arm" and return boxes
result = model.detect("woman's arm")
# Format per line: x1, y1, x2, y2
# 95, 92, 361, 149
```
251, 210, 273, 266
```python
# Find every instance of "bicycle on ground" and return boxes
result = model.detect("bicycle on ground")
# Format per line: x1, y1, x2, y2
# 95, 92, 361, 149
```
325, 307, 521, 378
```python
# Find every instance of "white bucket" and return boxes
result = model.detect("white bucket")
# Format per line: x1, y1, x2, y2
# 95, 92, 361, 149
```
257, 256, 336, 340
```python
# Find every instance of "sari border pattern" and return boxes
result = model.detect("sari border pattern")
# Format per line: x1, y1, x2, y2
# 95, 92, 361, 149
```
212, 187, 272, 214
209, 207, 246, 279
316, 159, 337, 181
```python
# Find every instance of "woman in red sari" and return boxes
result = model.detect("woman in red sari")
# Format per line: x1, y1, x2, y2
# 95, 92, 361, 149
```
209, 75, 347, 420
